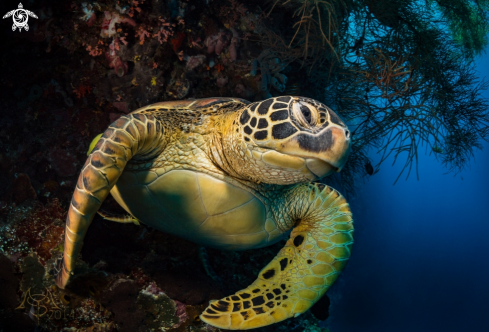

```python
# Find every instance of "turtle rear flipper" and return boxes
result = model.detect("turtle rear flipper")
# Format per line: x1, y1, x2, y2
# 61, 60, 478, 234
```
56, 113, 165, 289
24, 24, 29, 31
200, 184, 353, 329
97, 209, 140, 225
12, 23, 16, 31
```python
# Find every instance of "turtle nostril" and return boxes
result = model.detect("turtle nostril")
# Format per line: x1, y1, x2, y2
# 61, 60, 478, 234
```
345, 130, 350, 139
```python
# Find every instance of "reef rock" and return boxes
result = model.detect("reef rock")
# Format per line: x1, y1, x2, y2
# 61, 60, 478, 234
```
48, 148, 77, 177
0, 254, 36, 332
6, 173, 37, 204
100, 279, 147, 332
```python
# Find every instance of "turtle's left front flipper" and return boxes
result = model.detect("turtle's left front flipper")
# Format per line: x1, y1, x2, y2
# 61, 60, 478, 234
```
200, 184, 353, 330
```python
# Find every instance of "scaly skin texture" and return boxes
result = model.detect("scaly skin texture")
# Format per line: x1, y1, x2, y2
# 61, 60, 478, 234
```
200, 183, 353, 329
56, 112, 166, 288
56, 96, 353, 330
57, 98, 249, 288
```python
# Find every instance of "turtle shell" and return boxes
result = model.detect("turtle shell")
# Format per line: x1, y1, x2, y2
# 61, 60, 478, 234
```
109, 97, 284, 251
134, 97, 250, 114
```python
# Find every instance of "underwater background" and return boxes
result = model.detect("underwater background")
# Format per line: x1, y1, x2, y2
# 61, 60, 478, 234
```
0, 0, 488, 331
327, 53, 489, 332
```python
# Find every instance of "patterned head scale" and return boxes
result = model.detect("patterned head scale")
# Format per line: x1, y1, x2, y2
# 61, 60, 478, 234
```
237, 96, 351, 178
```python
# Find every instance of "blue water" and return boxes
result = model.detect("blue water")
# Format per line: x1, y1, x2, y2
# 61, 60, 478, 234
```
326, 51, 489, 331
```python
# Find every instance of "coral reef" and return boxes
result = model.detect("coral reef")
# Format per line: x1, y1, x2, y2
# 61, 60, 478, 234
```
1, 0, 310, 110
137, 285, 179, 330
100, 279, 147, 332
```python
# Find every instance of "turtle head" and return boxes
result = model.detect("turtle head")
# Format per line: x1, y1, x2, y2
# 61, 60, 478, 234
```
223, 96, 351, 185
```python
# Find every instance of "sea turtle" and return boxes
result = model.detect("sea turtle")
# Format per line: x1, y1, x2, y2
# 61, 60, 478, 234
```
2, 3, 38, 32
56, 96, 354, 330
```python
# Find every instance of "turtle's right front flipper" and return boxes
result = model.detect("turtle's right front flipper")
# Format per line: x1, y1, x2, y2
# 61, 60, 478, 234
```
56, 113, 165, 289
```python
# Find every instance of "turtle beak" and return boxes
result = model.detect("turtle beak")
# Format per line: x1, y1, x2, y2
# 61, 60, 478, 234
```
305, 158, 338, 178
277, 126, 351, 179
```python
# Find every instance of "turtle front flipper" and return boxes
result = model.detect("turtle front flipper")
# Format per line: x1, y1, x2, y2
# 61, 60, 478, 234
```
56, 113, 165, 289
200, 183, 353, 329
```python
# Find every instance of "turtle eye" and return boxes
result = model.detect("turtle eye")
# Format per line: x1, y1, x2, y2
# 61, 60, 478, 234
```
300, 106, 312, 123
293, 102, 318, 128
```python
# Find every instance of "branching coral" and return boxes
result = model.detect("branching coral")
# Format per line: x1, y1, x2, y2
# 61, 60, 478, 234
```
85, 44, 103, 56
267, 0, 346, 71
264, 0, 489, 191
127, 0, 144, 18
135, 25, 151, 45
336, 37, 489, 184
352, 48, 419, 101
153, 18, 175, 44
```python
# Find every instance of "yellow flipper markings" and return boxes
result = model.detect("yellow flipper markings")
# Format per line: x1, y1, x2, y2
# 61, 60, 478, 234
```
87, 133, 103, 156
200, 185, 353, 330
